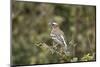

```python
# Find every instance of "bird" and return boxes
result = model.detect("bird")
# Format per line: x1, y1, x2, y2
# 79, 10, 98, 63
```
49, 21, 68, 54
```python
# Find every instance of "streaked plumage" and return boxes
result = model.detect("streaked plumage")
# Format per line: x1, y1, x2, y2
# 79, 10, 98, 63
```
49, 22, 67, 54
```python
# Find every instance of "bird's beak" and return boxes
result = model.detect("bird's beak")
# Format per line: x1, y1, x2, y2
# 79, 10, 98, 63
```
48, 22, 53, 29
48, 22, 51, 25
48, 22, 52, 26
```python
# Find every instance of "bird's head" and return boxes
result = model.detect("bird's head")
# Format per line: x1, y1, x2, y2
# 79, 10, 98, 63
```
49, 21, 59, 29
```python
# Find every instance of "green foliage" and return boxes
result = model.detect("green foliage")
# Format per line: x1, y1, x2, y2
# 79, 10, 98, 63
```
81, 53, 94, 61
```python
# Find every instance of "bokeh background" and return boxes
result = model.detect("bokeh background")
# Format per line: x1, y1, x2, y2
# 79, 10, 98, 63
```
12, 0, 96, 65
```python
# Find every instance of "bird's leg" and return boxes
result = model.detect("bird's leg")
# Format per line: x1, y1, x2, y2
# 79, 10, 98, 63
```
60, 47, 63, 54
53, 41, 58, 50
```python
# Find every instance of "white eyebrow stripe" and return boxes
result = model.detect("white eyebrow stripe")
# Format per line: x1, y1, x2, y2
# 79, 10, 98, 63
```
52, 22, 57, 25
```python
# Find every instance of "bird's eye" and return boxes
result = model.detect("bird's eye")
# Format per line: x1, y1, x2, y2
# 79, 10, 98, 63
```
52, 24, 56, 26
52, 24, 54, 25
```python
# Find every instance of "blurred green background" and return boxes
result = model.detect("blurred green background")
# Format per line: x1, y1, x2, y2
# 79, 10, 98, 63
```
12, 0, 96, 65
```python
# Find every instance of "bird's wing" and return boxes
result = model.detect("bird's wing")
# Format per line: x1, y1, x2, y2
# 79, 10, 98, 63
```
60, 35, 67, 47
